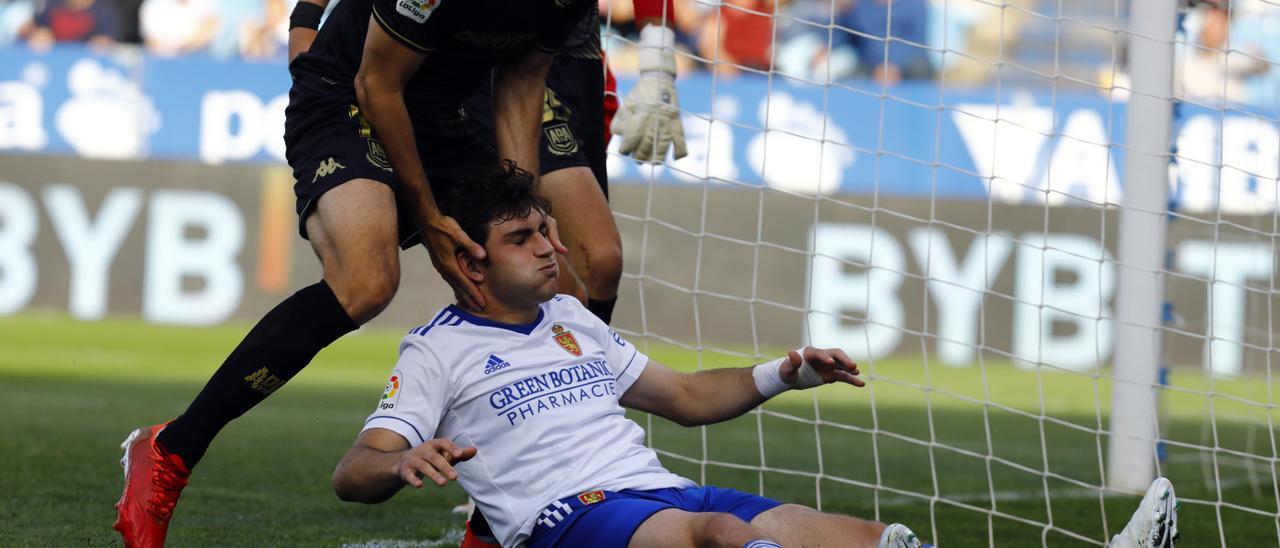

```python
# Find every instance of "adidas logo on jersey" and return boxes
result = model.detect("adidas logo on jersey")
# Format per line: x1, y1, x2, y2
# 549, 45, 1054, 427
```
484, 354, 512, 375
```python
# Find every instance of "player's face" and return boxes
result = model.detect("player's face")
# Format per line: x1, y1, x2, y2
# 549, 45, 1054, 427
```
482, 210, 559, 306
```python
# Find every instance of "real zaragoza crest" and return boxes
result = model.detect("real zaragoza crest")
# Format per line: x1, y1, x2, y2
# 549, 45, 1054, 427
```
551, 324, 582, 357
576, 490, 605, 505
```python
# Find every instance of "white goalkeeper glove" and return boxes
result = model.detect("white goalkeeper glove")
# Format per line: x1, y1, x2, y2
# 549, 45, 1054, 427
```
612, 25, 687, 164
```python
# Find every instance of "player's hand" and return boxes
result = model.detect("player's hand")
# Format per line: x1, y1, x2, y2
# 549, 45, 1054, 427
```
423, 215, 487, 310
545, 214, 569, 255
612, 26, 687, 164
398, 439, 477, 488
780, 347, 864, 388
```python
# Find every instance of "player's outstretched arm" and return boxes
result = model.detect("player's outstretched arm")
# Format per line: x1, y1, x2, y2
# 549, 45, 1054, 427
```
620, 347, 863, 427
354, 16, 488, 310
287, 0, 328, 64
332, 428, 476, 504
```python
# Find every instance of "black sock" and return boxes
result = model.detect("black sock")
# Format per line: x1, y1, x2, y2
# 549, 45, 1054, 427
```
586, 296, 617, 325
157, 281, 358, 467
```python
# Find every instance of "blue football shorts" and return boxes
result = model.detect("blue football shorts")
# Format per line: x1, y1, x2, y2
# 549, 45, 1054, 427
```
527, 486, 782, 548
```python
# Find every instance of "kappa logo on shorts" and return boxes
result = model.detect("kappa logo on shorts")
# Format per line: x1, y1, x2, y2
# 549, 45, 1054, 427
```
379, 369, 403, 411
313, 157, 345, 183
577, 490, 606, 505
396, 0, 439, 23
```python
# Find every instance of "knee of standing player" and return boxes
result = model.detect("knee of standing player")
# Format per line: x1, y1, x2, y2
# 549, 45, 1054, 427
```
583, 238, 623, 295
328, 261, 400, 323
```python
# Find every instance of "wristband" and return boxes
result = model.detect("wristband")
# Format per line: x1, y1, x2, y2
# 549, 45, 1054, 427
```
752, 357, 791, 398
637, 25, 677, 76
289, 1, 325, 31
752, 350, 825, 398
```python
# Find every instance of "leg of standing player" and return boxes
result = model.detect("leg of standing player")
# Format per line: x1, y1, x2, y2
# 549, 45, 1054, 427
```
541, 166, 621, 317
113, 175, 400, 547
538, 56, 623, 324
113, 62, 428, 544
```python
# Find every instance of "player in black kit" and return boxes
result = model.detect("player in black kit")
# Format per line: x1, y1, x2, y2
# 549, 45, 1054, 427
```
114, 1, 590, 545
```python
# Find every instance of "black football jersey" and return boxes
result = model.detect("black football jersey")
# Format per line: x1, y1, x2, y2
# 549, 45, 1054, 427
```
294, 0, 591, 107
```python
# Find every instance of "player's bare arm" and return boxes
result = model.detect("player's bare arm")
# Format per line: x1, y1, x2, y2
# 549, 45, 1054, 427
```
333, 428, 476, 503
493, 50, 554, 178
287, 0, 328, 64
354, 17, 488, 310
619, 347, 863, 427
493, 50, 570, 256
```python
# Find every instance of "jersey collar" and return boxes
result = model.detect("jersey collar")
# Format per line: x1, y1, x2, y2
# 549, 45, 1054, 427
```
445, 304, 544, 335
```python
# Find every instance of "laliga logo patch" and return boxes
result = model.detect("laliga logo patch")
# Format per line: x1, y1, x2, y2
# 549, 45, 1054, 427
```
396, 0, 439, 23
379, 369, 402, 410
551, 324, 582, 357
577, 490, 605, 505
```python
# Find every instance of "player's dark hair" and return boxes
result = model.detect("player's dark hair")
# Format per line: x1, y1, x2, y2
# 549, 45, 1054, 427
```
441, 160, 550, 246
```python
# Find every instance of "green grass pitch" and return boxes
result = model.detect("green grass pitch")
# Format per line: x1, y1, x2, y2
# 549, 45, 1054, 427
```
2, 312, 1276, 546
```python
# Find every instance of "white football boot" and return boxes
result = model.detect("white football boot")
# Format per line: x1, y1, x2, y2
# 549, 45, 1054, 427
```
879, 523, 922, 548
1110, 477, 1180, 548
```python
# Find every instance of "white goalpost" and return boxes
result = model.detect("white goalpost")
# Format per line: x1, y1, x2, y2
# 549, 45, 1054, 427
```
601, 0, 1279, 545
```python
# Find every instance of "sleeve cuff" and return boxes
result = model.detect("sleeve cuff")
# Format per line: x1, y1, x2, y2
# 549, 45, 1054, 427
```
614, 348, 649, 394
371, 3, 432, 53
363, 415, 427, 446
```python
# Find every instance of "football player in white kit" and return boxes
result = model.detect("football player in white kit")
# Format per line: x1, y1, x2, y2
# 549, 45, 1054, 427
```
331, 161, 1180, 548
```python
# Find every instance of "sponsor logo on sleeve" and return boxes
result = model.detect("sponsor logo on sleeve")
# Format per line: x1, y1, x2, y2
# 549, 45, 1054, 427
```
607, 328, 626, 347
396, 0, 439, 23
379, 369, 402, 410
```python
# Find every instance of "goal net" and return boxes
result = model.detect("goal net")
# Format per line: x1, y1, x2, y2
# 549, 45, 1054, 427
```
601, 0, 1279, 545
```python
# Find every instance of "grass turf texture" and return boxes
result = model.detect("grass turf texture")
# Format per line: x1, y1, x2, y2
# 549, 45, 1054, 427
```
2, 312, 1276, 546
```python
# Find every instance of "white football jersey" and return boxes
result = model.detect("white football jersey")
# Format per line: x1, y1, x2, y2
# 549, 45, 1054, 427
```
362, 295, 695, 547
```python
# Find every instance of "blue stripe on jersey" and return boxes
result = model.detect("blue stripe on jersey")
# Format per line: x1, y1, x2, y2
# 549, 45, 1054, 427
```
614, 349, 640, 379
445, 304, 544, 335
364, 415, 426, 444
415, 309, 451, 336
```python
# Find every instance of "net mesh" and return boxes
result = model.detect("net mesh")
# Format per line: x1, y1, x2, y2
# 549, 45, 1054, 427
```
601, 0, 1280, 545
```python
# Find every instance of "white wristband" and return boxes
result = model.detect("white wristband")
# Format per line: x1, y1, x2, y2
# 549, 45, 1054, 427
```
752, 349, 825, 398
752, 357, 791, 398
637, 25, 677, 76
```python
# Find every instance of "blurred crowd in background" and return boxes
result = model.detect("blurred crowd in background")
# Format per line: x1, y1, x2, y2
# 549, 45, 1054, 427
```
0, 0, 1276, 109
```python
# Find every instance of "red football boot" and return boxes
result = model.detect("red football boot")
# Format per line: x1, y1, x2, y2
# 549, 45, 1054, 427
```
460, 520, 501, 548
459, 503, 500, 548
113, 423, 190, 548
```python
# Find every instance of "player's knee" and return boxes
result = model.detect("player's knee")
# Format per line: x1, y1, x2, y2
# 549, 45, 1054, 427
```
327, 262, 399, 323
583, 239, 622, 294
697, 512, 755, 547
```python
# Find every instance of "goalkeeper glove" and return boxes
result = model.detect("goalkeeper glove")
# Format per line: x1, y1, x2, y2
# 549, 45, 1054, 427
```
612, 25, 687, 163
